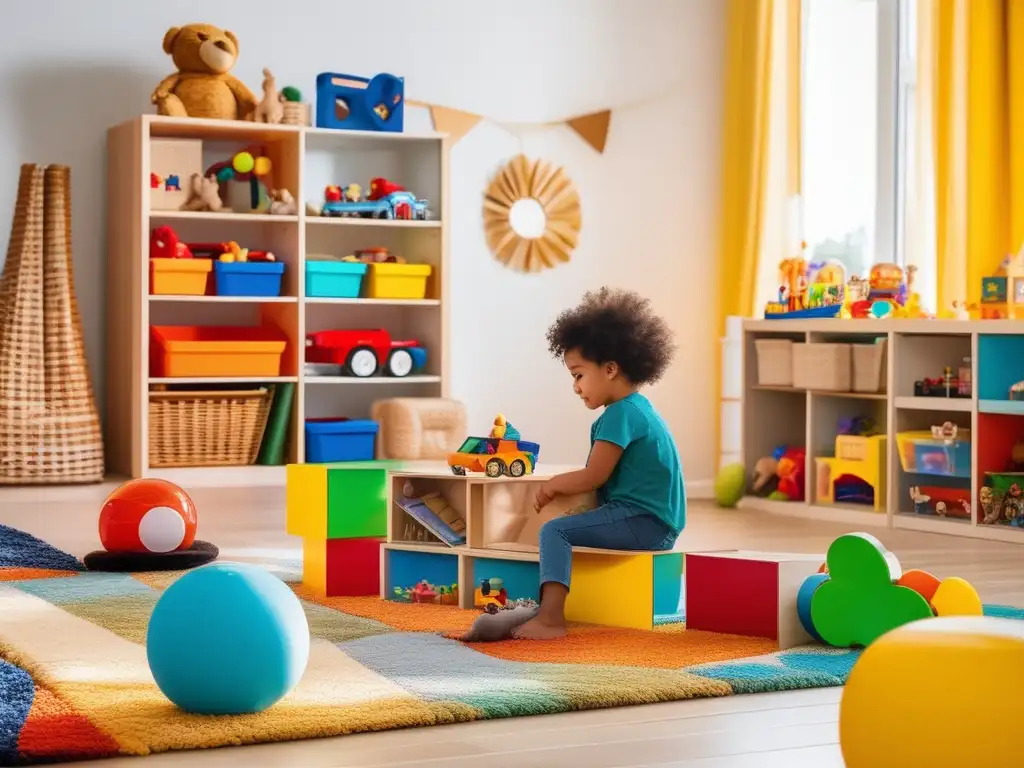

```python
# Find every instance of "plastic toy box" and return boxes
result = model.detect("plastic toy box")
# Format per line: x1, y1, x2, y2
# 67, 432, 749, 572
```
897, 430, 971, 478
304, 418, 379, 462
150, 325, 289, 378
214, 261, 286, 297
366, 263, 432, 300
150, 258, 211, 296
306, 261, 367, 298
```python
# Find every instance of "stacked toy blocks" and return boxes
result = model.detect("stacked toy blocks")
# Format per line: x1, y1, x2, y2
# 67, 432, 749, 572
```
685, 550, 825, 649
564, 550, 685, 630
286, 461, 393, 596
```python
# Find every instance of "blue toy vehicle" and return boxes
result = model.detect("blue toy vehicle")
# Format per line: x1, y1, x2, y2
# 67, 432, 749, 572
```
321, 192, 430, 220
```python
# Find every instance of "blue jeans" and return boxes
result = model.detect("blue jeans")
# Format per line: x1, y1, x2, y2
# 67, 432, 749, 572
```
538, 501, 679, 589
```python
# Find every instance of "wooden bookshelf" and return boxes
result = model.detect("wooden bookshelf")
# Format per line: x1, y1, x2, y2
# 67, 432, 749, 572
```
741, 317, 1024, 545
105, 115, 450, 484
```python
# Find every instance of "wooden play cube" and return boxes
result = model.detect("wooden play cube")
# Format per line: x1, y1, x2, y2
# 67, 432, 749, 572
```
286, 462, 392, 540
685, 551, 824, 648
303, 536, 383, 596
564, 550, 685, 630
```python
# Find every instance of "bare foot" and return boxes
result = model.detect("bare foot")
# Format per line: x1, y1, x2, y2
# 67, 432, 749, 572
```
511, 616, 567, 640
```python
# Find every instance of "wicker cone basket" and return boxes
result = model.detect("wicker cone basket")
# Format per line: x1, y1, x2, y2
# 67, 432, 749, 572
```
0, 164, 104, 484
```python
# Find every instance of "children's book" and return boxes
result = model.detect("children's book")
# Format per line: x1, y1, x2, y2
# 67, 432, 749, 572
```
394, 492, 467, 547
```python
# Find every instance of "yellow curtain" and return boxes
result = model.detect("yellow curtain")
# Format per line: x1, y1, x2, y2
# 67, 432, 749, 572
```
928, 0, 1024, 310
716, 0, 776, 339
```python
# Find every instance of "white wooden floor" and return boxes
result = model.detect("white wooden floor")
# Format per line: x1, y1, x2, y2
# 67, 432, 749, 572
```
4, 482, 1023, 767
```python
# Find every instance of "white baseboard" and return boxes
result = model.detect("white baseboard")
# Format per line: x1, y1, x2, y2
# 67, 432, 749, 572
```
688, 479, 714, 500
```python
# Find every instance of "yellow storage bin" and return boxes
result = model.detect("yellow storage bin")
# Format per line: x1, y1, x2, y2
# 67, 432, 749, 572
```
365, 263, 432, 300
150, 258, 211, 296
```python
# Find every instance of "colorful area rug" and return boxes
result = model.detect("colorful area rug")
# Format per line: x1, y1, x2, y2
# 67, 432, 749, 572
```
0, 524, 1020, 765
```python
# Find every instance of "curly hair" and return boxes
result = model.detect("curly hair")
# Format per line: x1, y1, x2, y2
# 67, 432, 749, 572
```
545, 287, 675, 385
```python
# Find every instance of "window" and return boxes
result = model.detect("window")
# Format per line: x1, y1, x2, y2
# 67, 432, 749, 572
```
801, 0, 915, 280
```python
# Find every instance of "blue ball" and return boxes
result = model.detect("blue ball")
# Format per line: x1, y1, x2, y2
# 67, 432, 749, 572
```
146, 562, 310, 714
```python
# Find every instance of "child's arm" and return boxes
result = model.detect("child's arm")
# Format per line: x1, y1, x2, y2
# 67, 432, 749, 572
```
535, 441, 623, 510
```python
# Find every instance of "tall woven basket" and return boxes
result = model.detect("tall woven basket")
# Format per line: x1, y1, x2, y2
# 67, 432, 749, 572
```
0, 164, 104, 484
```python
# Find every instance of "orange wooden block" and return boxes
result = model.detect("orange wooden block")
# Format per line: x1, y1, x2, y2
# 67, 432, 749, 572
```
897, 569, 941, 602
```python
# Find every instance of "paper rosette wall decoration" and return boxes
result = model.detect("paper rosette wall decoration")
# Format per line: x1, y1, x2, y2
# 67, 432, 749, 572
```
483, 155, 582, 272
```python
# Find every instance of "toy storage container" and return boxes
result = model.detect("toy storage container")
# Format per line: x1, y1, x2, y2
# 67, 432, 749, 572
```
214, 261, 286, 297
365, 263, 432, 300
150, 325, 289, 378
792, 343, 851, 391
305, 260, 367, 298
304, 418, 379, 462
148, 387, 274, 467
150, 258, 211, 295
897, 429, 972, 478
753, 339, 793, 386
852, 339, 887, 393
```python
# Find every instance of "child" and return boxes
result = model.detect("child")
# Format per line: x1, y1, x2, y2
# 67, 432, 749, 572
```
513, 287, 685, 640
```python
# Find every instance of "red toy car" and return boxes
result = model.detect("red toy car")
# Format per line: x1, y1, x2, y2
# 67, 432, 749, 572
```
305, 328, 427, 378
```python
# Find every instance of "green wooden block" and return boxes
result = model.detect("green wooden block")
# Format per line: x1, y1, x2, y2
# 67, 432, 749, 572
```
326, 467, 388, 539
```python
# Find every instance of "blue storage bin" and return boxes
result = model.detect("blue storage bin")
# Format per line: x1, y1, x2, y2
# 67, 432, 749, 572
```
214, 261, 286, 297
897, 430, 971, 479
305, 418, 379, 463
306, 261, 367, 298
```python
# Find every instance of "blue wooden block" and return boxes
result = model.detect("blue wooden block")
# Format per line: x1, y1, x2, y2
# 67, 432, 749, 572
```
315, 72, 405, 132
798, 572, 829, 642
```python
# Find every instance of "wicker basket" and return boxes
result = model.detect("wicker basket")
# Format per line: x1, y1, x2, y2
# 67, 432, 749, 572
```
148, 388, 274, 467
281, 102, 311, 126
792, 343, 851, 391
0, 165, 104, 484
852, 339, 887, 393
754, 339, 794, 386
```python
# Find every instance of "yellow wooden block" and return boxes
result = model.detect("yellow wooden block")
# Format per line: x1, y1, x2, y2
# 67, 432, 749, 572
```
930, 576, 983, 617
841, 616, 1024, 768
302, 536, 328, 595
286, 463, 328, 537
565, 553, 653, 630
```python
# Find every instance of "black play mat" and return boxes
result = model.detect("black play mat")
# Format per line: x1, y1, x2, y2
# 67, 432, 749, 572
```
83, 540, 219, 572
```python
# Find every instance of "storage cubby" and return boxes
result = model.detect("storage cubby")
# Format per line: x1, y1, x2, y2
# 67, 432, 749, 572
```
741, 319, 1024, 542
107, 115, 449, 482
809, 393, 888, 511
387, 474, 469, 546
466, 482, 595, 551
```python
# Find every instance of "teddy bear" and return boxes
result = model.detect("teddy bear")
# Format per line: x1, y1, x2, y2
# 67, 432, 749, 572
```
180, 173, 223, 212
151, 24, 257, 121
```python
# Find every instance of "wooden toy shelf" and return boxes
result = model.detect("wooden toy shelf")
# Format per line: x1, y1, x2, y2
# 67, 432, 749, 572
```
741, 317, 1024, 545
382, 463, 689, 620
105, 115, 450, 484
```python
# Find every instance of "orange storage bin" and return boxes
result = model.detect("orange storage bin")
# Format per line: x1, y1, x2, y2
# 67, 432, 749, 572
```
150, 325, 288, 378
365, 263, 432, 300
150, 258, 211, 295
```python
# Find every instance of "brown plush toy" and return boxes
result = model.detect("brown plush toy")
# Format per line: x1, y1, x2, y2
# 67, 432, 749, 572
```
151, 24, 257, 121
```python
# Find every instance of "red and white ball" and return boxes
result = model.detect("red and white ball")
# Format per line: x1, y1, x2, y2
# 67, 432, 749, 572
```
99, 479, 198, 553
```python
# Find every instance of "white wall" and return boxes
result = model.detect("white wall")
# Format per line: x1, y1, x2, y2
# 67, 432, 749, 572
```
0, 0, 725, 486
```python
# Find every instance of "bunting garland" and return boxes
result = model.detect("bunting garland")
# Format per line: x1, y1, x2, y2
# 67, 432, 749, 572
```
407, 100, 613, 153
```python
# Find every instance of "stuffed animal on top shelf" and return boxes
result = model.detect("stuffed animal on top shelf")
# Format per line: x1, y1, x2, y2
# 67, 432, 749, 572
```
152, 24, 257, 121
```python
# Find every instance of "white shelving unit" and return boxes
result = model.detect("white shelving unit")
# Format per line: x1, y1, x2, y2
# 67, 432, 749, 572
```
741, 317, 1024, 545
106, 115, 450, 485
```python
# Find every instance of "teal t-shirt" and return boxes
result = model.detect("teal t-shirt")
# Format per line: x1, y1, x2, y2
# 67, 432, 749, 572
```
589, 392, 686, 534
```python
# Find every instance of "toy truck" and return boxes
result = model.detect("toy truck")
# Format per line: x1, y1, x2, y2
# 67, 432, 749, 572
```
305, 329, 426, 378
447, 436, 541, 478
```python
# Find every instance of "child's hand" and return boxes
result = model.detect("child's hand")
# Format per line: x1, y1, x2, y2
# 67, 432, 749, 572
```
534, 482, 555, 512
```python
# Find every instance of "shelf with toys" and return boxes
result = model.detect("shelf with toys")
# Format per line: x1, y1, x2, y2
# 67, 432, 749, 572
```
106, 113, 448, 483
742, 256, 1024, 544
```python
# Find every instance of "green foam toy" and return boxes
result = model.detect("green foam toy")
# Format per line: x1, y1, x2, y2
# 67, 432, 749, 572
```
810, 532, 933, 648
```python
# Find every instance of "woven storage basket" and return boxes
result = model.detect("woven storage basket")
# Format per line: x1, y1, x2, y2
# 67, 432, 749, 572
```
0, 165, 104, 484
148, 387, 274, 467
753, 339, 794, 386
792, 343, 852, 391
281, 102, 311, 126
852, 339, 888, 393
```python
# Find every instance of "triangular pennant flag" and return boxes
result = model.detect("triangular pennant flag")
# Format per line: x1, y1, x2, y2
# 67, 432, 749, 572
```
428, 105, 483, 145
566, 110, 612, 153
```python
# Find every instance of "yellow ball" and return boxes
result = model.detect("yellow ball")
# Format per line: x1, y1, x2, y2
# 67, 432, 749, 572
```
840, 616, 1024, 768
253, 156, 272, 176
232, 152, 255, 174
